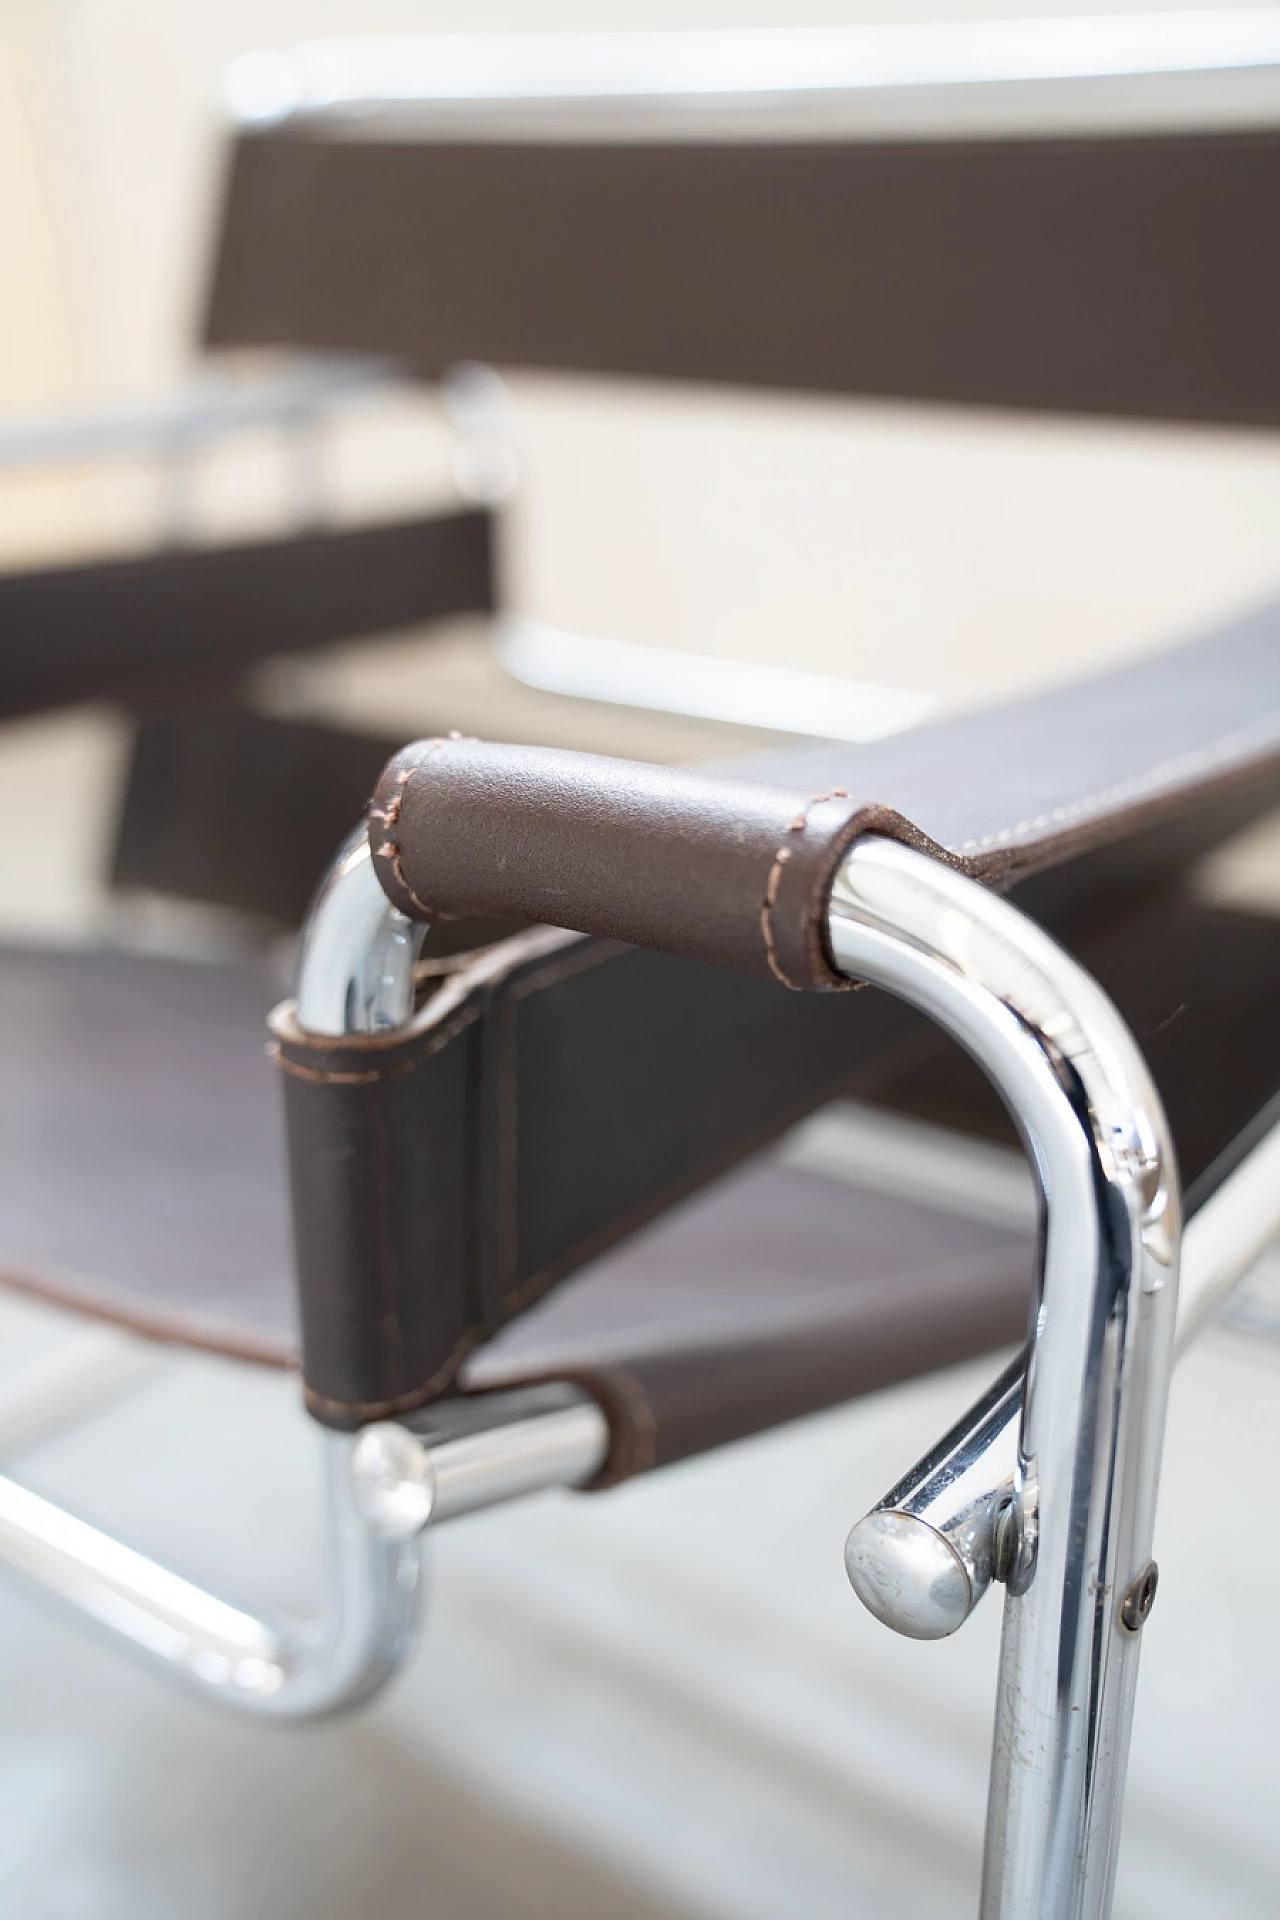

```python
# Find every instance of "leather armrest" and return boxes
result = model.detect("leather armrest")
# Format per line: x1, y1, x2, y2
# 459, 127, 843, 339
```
261, 613, 1280, 1427
370, 611, 1280, 989
370, 740, 923, 991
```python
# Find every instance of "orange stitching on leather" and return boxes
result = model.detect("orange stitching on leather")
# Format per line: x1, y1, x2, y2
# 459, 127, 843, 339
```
372, 734, 476, 919
267, 1003, 481, 1086
760, 846, 795, 988
268, 1047, 384, 1087
760, 788, 855, 990
377, 842, 437, 919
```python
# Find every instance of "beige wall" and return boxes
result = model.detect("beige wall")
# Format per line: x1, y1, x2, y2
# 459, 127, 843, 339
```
4, 3, 1280, 933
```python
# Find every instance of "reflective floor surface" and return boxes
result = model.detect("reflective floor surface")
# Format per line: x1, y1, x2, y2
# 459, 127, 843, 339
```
0, 1264, 1276, 1920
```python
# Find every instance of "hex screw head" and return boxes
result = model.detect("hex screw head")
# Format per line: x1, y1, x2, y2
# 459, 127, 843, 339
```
1119, 1559, 1159, 1635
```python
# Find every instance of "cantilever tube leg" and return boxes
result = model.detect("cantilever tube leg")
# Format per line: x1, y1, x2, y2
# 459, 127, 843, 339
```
827, 837, 1180, 1920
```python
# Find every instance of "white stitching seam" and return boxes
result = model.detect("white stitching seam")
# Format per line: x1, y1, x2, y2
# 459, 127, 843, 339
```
948, 710, 1280, 856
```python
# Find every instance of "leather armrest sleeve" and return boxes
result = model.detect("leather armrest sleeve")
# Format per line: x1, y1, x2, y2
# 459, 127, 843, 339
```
369, 738, 941, 991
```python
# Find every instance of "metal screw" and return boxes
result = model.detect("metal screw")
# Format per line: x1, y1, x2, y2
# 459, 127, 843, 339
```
992, 1496, 1018, 1585
1119, 1559, 1159, 1635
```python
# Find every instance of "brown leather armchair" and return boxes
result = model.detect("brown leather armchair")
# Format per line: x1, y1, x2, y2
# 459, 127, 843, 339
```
4, 32, 1280, 1919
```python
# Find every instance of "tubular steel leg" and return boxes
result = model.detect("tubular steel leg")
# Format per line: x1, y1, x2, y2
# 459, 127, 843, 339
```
0, 1390, 607, 1720
827, 837, 1180, 1920
845, 1115, 1280, 1640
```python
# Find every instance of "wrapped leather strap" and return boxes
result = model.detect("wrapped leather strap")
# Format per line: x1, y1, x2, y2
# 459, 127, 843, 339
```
370, 740, 940, 990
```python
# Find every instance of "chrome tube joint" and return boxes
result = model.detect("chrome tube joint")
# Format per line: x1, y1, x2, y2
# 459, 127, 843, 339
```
844, 1116, 1280, 1647
827, 836, 1181, 1920
845, 1354, 1023, 1640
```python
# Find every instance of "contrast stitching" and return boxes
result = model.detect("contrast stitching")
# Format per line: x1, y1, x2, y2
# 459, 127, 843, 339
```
372, 732, 473, 918
950, 711, 1280, 856
760, 847, 794, 987
269, 1049, 386, 1086
376, 844, 437, 920
267, 1004, 481, 1086
760, 788, 850, 989
0, 1260, 295, 1371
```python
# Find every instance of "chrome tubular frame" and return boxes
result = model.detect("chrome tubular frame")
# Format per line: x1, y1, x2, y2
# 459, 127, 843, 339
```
0, 1390, 607, 1720
0, 829, 608, 1719
827, 837, 1181, 1920
845, 1113, 1280, 1642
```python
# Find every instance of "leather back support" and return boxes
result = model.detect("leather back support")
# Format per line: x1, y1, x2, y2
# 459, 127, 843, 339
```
207, 128, 1280, 426
273, 612, 1280, 1426
0, 509, 492, 721
113, 707, 405, 926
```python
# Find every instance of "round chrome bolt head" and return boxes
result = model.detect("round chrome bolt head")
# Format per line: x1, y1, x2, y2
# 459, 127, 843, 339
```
351, 1423, 436, 1540
845, 1510, 974, 1640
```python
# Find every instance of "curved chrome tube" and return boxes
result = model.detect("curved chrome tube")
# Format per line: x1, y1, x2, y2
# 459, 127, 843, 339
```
295, 823, 426, 1036
827, 837, 1180, 1920
845, 1116, 1280, 1642
0, 1390, 607, 1720
0, 1433, 419, 1719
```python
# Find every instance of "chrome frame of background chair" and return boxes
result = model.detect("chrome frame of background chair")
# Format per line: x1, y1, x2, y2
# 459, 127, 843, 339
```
1, 819, 1277, 1920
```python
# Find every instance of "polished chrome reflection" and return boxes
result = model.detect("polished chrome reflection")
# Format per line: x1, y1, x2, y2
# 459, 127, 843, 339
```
828, 837, 1180, 1920
403, 1383, 610, 1524
0, 1432, 416, 1718
846, 1353, 1023, 1640
846, 1115, 1280, 1641
0, 1388, 608, 1719
295, 825, 425, 1037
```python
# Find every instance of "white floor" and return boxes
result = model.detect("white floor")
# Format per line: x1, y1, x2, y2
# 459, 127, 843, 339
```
0, 1272, 1276, 1920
